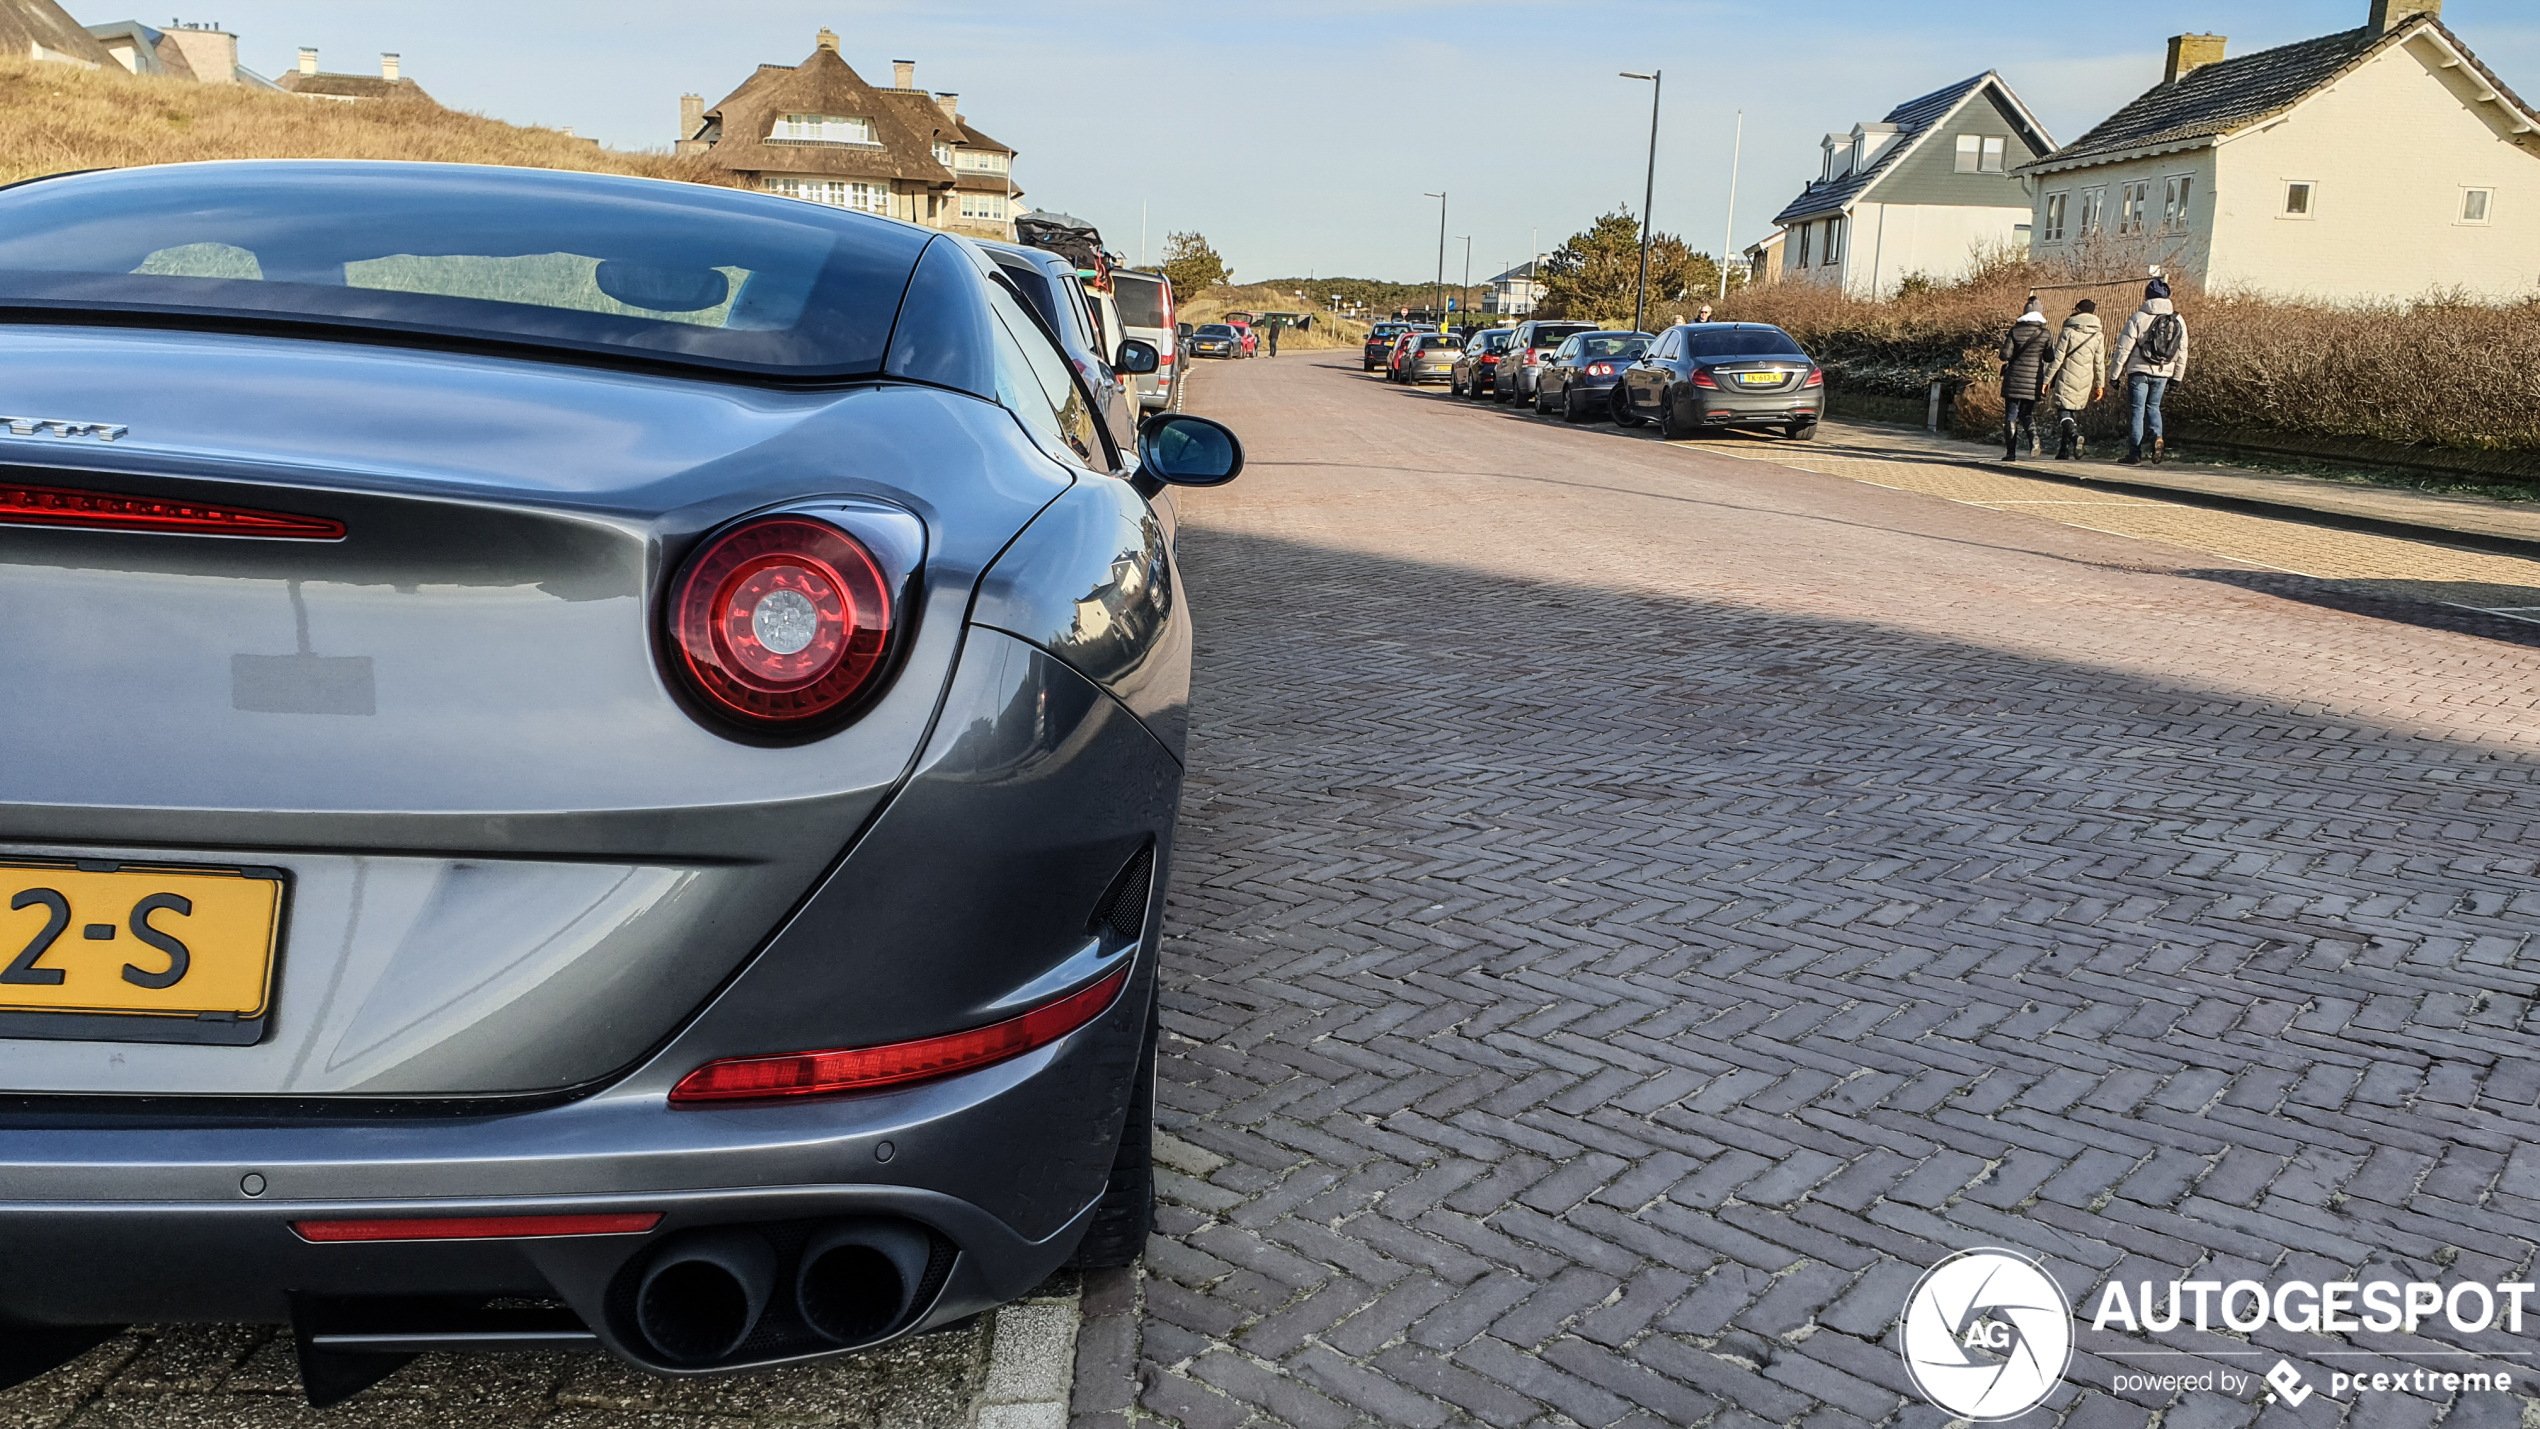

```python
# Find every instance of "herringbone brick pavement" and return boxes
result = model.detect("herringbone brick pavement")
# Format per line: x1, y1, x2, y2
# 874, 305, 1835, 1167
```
1130, 357, 2540, 1429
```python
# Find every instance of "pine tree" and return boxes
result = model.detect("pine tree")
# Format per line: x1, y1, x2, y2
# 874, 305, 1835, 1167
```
1160, 231, 1230, 297
1539, 208, 1723, 328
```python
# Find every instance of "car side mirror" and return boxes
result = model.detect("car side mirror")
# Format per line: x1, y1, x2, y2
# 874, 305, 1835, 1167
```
1116, 339, 1160, 375
1135, 413, 1243, 489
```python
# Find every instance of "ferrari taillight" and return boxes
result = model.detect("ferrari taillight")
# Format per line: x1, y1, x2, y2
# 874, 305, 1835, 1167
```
671, 966, 1129, 1104
669, 515, 893, 730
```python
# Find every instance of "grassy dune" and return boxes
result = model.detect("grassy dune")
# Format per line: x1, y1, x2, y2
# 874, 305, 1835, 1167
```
0, 53, 733, 186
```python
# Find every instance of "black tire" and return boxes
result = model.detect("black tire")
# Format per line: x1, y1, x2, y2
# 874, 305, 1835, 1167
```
1612, 385, 1646, 428
1563, 386, 1588, 422
1787, 421, 1820, 442
1658, 387, 1693, 440
1451, 373, 1465, 397
1066, 995, 1157, 1269
1534, 382, 1554, 415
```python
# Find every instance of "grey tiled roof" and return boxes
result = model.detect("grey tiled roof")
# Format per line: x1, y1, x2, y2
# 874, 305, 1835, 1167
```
1771, 73, 2029, 225
2019, 17, 2531, 174
2022, 26, 2379, 171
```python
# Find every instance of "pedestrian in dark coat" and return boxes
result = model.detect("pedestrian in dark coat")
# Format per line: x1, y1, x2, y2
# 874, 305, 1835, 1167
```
1267, 320, 1280, 357
1998, 296, 2053, 461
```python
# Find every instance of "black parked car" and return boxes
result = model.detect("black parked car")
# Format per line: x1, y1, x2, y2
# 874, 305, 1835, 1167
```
1615, 323, 1824, 440
1450, 329, 1515, 398
1533, 331, 1651, 421
1494, 319, 1598, 405
1363, 322, 1416, 371
1189, 323, 1242, 359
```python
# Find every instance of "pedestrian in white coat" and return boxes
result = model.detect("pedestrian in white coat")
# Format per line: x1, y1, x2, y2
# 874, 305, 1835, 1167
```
2108, 279, 2188, 465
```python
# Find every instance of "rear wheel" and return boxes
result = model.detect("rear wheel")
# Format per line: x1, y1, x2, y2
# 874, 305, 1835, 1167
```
1066, 995, 1157, 1269
1786, 421, 1820, 442
1658, 387, 1694, 440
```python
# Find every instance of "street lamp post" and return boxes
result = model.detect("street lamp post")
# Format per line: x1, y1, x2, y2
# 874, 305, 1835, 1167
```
1621, 71, 1661, 334
1424, 192, 1446, 325
1721, 110, 1744, 301
1458, 236, 1472, 324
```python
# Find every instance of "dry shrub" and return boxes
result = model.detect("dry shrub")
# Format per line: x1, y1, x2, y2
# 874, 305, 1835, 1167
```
0, 54, 732, 187
1722, 262, 2540, 453
1182, 283, 1362, 349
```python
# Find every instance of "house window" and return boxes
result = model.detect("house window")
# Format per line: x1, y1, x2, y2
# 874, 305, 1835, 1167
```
2283, 181, 2315, 217
960, 192, 1008, 221
1955, 134, 2006, 173
1983, 136, 2006, 173
2117, 181, 2152, 235
2462, 187, 2493, 224
1793, 222, 1811, 268
2162, 175, 2194, 231
2078, 187, 2106, 236
775, 113, 877, 145
932, 140, 952, 166
2042, 192, 2069, 243
766, 177, 893, 213
1823, 216, 1844, 266
954, 149, 1009, 174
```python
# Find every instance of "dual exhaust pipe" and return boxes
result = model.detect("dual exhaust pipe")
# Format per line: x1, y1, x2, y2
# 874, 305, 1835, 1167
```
631, 1219, 937, 1367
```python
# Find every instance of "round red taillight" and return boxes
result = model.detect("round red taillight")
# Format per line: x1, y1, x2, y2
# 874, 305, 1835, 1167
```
670, 516, 893, 728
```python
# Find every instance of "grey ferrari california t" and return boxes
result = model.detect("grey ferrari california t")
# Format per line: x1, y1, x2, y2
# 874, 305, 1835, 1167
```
0, 159, 1241, 1402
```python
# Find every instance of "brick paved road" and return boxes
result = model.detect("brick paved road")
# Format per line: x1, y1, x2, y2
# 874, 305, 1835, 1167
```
1133, 355, 2540, 1429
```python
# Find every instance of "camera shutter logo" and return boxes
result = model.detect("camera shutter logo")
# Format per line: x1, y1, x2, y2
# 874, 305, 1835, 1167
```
1900, 1249, 2073, 1420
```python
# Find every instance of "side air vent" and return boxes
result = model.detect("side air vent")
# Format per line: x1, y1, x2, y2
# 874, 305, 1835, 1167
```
1087, 843, 1155, 945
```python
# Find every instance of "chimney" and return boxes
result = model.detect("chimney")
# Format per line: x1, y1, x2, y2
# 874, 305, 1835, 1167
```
2164, 33, 2227, 84
815, 27, 839, 53
2369, 0, 2440, 34
934, 91, 959, 120
296, 46, 317, 75
679, 92, 704, 140
893, 59, 914, 89
380, 52, 399, 81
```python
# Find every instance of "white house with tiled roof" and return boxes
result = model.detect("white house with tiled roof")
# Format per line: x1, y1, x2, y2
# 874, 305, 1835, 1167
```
1766, 72, 2056, 297
2018, 0, 2540, 301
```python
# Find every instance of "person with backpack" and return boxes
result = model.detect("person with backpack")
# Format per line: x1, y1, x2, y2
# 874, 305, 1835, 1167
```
2040, 299, 2106, 461
2109, 278, 2187, 464
1997, 296, 2053, 462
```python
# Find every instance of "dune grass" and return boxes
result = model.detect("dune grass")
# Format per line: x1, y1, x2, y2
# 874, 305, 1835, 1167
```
0, 53, 734, 187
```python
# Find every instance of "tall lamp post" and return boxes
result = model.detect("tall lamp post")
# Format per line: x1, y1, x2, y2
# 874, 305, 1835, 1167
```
1621, 71, 1661, 334
1424, 192, 1447, 324
1458, 236, 1472, 324
1720, 110, 1744, 300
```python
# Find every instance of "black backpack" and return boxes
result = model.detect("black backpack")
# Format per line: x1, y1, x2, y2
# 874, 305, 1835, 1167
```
2139, 311, 2183, 365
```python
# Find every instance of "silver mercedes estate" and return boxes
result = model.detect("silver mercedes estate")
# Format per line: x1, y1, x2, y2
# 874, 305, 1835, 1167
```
0, 160, 1239, 1402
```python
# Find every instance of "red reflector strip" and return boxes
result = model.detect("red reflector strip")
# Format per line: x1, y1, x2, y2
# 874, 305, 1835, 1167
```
671, 965, 1132, 1105
0, 482, 343, 539
292, 1212, 661, 1243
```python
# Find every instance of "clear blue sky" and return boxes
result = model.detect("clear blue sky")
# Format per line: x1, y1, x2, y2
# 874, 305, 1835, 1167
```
117, 0, 2538, 284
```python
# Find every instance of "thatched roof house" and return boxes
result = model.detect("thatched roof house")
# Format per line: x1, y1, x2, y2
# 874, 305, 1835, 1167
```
679, 30, 1020, 238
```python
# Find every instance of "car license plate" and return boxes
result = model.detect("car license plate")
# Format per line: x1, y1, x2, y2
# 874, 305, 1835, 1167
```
0, 861, 285, 1045
1736, 372, 1781, 386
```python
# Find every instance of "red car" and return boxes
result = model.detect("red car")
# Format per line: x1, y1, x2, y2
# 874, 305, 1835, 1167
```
1225, 320, 1259, 358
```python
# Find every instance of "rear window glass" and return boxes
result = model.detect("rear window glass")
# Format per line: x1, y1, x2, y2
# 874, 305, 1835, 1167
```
0, 163, 929, 378
1689, 327, 1806, 359
1530, 324, 1594, 346
1112, 276, 1167, 328
1479, 331, 1513, 349
1417, 335, 1458, 350
1196, 324, 1236, 337
1580, 336, 1645, 358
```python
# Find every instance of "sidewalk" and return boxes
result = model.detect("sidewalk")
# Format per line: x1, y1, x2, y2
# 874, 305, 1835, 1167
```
1809, 418, 2540, 556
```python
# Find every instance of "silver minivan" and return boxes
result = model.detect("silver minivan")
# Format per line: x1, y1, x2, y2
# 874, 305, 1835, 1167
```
1110, 270, 1176, 411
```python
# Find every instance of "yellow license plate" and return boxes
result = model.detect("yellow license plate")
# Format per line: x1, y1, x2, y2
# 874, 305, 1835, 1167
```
1736, 372, 1781, 386
0, 862, 284, 1031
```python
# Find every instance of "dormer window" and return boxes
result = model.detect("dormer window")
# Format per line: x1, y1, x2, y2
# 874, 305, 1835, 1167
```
954, 149, 1009, 175
933, 140, 953, 166
776, 113, 877, 145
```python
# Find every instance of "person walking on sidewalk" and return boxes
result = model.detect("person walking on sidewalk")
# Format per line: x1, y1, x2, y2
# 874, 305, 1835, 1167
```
2040, 298, 2106, 461
2109, 278, 2188, 464
1998, 296, 2053, 462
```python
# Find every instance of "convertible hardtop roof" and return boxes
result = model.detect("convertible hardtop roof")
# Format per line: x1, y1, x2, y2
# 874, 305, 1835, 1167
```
0, 160, 944, 382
